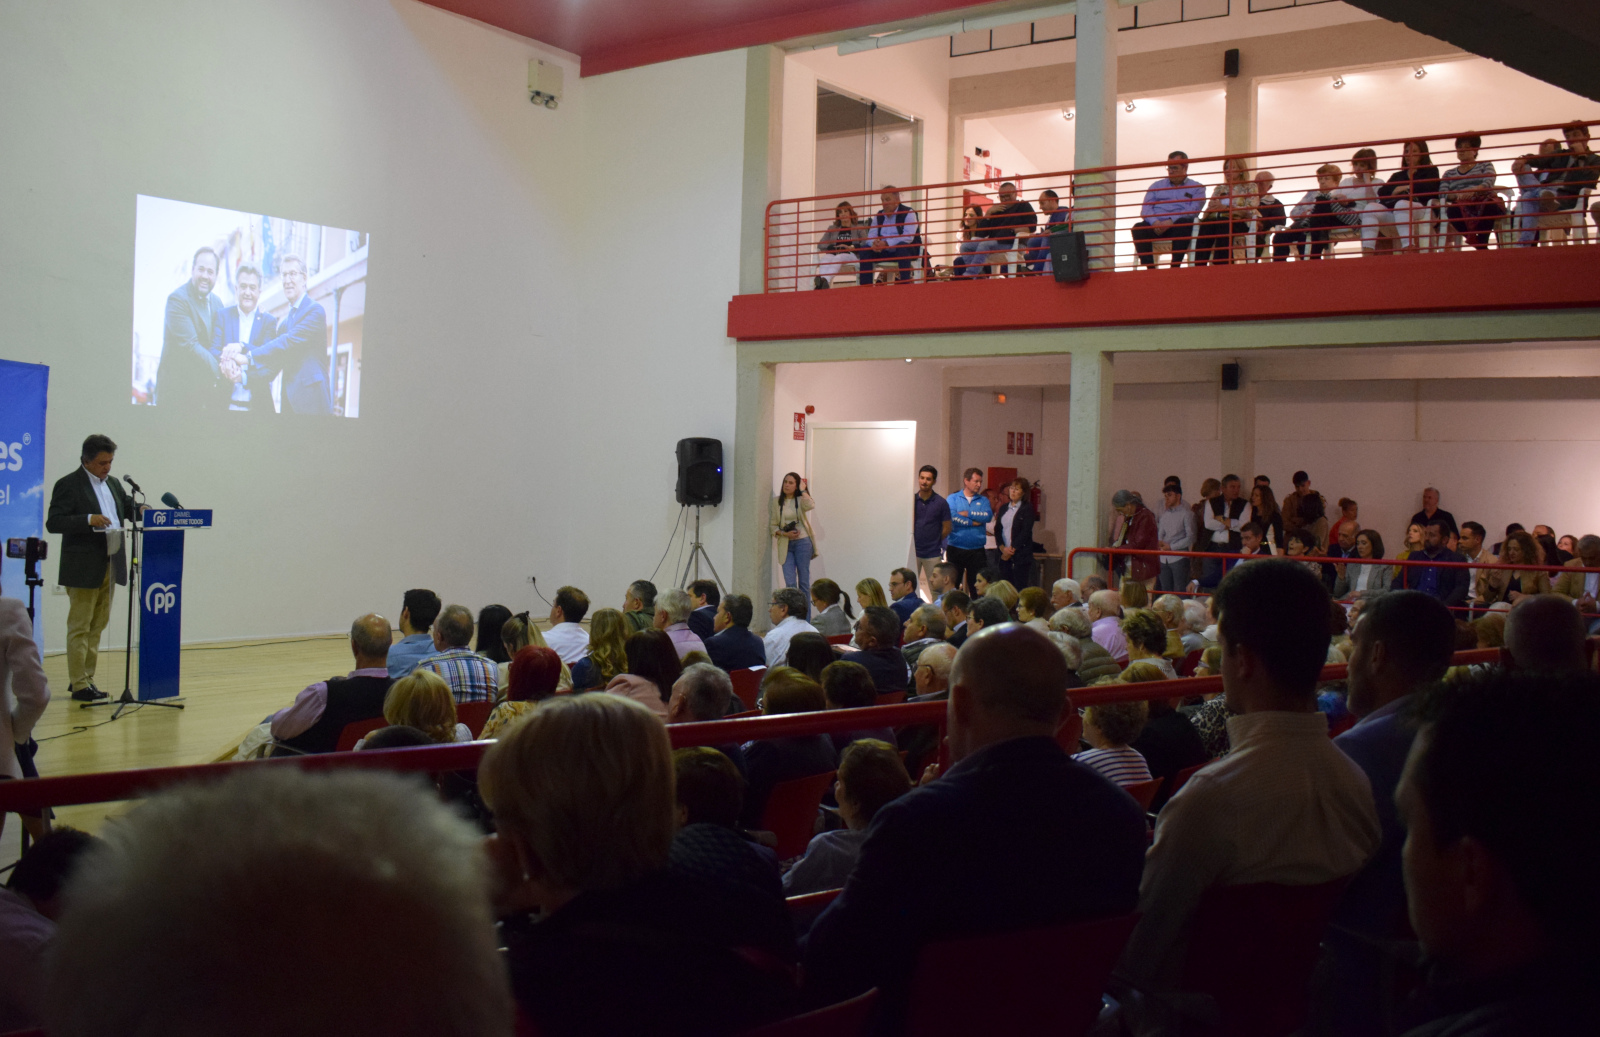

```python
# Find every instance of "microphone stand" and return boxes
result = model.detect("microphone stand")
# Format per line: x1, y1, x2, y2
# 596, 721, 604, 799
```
82, 488, 184, 717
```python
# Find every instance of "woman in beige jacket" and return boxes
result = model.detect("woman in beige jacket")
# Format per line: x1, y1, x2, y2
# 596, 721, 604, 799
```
770, 471, 817, 599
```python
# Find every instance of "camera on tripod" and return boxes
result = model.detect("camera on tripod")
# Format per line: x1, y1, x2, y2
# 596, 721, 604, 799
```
5, 536, 48, 584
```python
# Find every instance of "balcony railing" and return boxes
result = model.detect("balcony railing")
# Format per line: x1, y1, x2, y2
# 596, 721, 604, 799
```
763, 120, 1598, 293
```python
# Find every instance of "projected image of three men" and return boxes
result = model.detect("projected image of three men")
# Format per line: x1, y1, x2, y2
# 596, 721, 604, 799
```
131, 195, 368, 416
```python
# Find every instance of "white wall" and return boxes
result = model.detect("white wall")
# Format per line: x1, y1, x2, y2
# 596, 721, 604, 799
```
0, 0, 749, 649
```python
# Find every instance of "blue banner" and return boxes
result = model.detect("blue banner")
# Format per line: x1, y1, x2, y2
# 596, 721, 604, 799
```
0, 359, 49, 645
139, 530, 185, 700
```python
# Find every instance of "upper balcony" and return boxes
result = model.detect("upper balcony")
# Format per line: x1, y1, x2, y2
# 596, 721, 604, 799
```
728, 119, 1600, 341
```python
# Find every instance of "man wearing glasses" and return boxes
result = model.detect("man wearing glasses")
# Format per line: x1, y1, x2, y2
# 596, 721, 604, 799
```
1131, 151, 1205, 268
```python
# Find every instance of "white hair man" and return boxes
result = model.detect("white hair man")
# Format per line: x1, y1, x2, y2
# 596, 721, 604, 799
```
654, 587, 706, 660
222, 253, 332, 414
45, 769, 511, 1036
1180, 600, 1210, 653
1049, 607, 1120, 684
910, 642, 956, 701
1085, 589, 1129, 664
667, 663, 747, 773
1050, 578, 1082, 610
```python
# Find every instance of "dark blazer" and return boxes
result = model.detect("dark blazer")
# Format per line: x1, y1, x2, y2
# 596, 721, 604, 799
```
155, 282, 225, 410
803, 736, 1147, 1016
851, 645, 909, 693
993, 499, 1039, 586
687, 605, 717, 641
253, 293, 332, 415
1391, 547, 1469, 607
740, 734, 838, 829
45, 468, 131, 588
705, 626, 766, 672
217, 305, 280, 411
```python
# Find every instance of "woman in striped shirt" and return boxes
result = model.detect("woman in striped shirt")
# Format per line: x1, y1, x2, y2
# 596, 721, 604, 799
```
1074, 700, 1152, 787
1441, 133, 1508, 249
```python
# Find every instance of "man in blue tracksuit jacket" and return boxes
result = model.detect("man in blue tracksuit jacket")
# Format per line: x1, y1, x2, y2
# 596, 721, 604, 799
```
945, 467, 993, 596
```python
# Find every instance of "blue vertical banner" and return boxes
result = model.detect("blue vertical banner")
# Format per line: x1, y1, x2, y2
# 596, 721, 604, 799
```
0, 359, 49, 645
139, 529, 185, 700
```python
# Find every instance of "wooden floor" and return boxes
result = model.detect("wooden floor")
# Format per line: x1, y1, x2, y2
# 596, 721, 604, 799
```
20, 634, 354, 840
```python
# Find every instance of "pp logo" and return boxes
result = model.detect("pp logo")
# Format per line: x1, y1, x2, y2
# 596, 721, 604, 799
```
152, 511, 168, 526
145, 582, 177, 614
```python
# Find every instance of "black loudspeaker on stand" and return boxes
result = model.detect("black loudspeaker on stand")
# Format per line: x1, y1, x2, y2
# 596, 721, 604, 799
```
674, 438, 725, 593
1049, 231, 1091, 284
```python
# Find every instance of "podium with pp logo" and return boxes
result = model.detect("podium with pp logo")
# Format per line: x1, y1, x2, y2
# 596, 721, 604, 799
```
139, 509, 212, 700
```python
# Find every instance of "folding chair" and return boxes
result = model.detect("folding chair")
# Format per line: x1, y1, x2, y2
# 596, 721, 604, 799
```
760, 770, 836, 859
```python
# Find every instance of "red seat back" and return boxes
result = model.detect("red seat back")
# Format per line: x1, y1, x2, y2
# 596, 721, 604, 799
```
1180, 878, 1351, 1037
1055, 709, 1083, 754
904, 913, 1139, 1037
760, 770, 836, 859
1177, 649, 1203, 677
738, 988, 878, 1037
335, 716, 388, 752
1165, 759, 1208, 802
1122, 776, 1163, 812
725, 709, 761, 720
825, 634, 853, 646
729, 667, 765, 711
875, 691, 907, 706
457, 700, 493, 738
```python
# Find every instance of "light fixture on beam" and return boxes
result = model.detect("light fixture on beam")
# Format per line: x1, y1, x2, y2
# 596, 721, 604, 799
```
1125, 100, 1136, 112
1331, 75, 1345, 89
1414, 66, 1427, 79
1061, 109, 1074, 120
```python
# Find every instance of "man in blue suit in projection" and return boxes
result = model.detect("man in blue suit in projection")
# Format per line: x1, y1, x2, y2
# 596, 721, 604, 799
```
214, 263, 278, 412
225, 253, 332, 415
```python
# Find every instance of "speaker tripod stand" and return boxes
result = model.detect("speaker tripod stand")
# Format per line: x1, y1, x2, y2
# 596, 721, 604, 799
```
678, 506, 724, 594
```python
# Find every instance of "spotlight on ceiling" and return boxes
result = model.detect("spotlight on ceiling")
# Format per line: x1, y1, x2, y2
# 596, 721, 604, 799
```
1331, 75, 1345, 89
1124, 100, 1136, 112
1061, 109, 1074, 120
1414, 66, 1427, 79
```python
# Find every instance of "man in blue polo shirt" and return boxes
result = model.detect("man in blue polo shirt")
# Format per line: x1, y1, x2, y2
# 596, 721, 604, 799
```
913, 465, 951, 597
946, 468, 992, 596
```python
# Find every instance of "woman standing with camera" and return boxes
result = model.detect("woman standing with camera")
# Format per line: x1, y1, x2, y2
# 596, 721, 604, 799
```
770, 471, 817, 600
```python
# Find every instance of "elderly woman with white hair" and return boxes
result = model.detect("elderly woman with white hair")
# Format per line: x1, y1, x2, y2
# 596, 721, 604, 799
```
653, 587, 706, 660
1049, 607, 1120, 684
1179, 600, 1209, 653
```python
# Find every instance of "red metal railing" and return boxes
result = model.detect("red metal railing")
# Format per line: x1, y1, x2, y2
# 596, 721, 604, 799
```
764, 120, 1599, 292
0, 648, 1516, 815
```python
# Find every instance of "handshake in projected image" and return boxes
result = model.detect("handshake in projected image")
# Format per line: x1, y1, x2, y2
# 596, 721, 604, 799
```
131, 195, 370, 417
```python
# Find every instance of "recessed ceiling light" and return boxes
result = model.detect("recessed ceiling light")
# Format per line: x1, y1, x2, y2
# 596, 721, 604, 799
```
1125, 100, 1136, 112
1414, 66, 1427, 79
1062, 109, 1074, 120
1331, 75, 1345, 89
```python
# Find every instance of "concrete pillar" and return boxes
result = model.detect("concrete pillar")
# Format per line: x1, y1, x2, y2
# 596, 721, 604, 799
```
1218, 365, 1257, 485
733, 355, 777, 612
1066, 348, 1114, 578
1073, 0, 1118, 271
1224, 66, 1258, 157
740, 46, 784, 295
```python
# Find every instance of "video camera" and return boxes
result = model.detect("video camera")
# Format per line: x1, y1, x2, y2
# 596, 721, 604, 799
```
5, 536, 47, 585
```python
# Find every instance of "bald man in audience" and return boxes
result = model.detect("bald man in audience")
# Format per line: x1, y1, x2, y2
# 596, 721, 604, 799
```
270, 614, 395, 756
805, 624, 1146, 1026
1502, 595, 1589, 674
1086, 590, 1128, 664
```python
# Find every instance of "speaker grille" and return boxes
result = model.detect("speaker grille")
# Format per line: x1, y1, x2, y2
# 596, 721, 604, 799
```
676, 438, 724, 506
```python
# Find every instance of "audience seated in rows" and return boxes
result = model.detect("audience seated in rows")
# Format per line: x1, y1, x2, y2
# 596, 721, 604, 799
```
942, 590, 972, 648
888, 567, 921, 626
498, 612, 573, 692
901, 603, 947, 665
899, 641, 957, 771
705, 592, 767, 672
1087, 590, 1130, 665
364, 668, 473, 747
569, 607, 628, 691
821, 660, 897, 753
1051, 606, 1121, 683
478, 646, 562, 740
605, 628, 679, 720
687, 579, 720, 641
48, 768, 513, 1037
783, 739, 911, 897
808, 578, 854, 637
849, 605, 911, 693
1016, 586, 1051, 630
783, 631, 834, 683
764, 587, 818, 667
1121, 608, 1177, 678
667, 663, 747, 772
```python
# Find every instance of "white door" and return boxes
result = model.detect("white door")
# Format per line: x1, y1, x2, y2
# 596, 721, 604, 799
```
803, 421, 917, 594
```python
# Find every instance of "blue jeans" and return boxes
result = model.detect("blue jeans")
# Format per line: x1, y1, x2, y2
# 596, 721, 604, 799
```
955, 239, 1008, 277
783, 536, 813, 599
1024, 235, 1051, 273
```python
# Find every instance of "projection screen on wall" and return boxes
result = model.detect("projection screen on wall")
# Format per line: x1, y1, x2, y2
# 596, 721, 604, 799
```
132, 195, 368, 416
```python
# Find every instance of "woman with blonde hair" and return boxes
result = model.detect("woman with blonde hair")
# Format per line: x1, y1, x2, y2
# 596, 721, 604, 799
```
855, 577, 888, 612
378, 669, 470, 745
499, 613, 573, 693
984, 579, 1020, 617
569, 608, 629, 691
1195, 156, 1258, 265
479, 694, 796, 1035
1118, 579, 1149, 610
809, 578, 854, 637
1395, 523, 1424, 562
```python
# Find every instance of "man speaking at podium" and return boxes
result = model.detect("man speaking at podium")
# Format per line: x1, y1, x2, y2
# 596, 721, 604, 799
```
44, 435, 131, 702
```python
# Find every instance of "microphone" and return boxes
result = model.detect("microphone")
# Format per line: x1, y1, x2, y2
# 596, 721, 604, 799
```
122, 474, 142, 493
161, 492, 183, 509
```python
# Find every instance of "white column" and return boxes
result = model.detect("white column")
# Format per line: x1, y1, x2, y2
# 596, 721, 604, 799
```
1224, 70, 1258, 157
1073, 0, 1119, 271
733, 356, 777, 610
1066, 348, 1114, 578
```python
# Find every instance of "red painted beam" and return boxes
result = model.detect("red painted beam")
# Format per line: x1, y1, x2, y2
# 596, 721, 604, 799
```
727, 245, 1600, 342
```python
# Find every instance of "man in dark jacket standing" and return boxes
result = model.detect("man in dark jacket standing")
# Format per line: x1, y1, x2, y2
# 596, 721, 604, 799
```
44, 434, 132, 701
